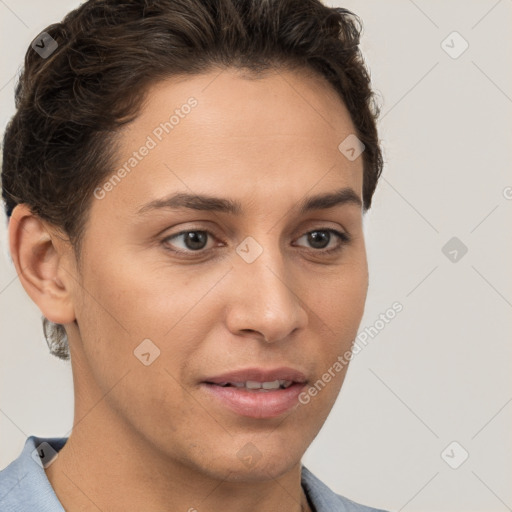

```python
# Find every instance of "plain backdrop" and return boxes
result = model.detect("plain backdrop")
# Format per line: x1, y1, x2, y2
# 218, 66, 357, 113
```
1, 1, 511, 511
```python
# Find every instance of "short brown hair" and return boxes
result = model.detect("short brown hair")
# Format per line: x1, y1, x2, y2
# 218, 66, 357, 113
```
1, 0, 383, 360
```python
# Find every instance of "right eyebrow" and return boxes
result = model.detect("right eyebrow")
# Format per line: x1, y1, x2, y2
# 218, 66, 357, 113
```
136, 192, 242, 216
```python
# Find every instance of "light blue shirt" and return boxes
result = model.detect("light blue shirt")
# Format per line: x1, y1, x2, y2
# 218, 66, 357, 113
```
0, 436, 389, 511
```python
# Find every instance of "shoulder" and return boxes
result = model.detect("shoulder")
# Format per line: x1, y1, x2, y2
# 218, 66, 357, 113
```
301, 465, 391, 512
0, 435, 67, 512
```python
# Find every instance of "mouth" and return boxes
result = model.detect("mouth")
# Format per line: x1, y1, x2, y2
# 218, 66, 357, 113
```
208, 379, 295, 391
201, 367, 308, 419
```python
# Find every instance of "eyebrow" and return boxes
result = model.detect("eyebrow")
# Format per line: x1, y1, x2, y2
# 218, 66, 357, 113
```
136, 187, 362, 216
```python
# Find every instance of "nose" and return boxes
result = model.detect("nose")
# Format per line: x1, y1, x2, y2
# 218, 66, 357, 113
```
225, 241, 308, 344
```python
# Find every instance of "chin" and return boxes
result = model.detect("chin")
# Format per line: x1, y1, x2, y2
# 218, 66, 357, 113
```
220, 461, 301, 484
205, 444, 304, 483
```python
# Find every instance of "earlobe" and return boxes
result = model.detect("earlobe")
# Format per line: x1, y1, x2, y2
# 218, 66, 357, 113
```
8, 204, 76, 325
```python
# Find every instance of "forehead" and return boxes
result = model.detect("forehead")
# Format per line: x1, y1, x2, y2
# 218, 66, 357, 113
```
133, 67, 357, 142
93, 68, 363, 217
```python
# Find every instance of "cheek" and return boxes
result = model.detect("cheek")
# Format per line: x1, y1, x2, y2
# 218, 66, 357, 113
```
311, 262, 368, 337
72, 258, 208, 439
294, 266, 367, 422
78, 247, 193, 338
73, 249, 226, 382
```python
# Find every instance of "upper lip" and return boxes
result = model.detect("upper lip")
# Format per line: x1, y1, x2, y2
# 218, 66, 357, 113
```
203, 367, 307, 384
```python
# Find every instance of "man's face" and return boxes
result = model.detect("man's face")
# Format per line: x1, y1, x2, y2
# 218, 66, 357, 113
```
67, 68, 368, 481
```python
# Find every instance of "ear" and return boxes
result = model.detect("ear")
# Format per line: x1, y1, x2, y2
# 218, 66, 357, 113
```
8, 204, 76, 325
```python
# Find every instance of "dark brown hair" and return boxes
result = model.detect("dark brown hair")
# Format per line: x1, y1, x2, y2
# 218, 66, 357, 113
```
1, 0, 383, 360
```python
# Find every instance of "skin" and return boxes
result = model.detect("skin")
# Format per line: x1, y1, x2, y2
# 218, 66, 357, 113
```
9, 67, 368, 512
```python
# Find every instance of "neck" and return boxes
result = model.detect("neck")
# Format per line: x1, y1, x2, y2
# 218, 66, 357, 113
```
44, 411, 310, 512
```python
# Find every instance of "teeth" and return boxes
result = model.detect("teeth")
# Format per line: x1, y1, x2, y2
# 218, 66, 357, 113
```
246, 380, 263, 389
217, 380, 293, 390
262, 380, 280, 390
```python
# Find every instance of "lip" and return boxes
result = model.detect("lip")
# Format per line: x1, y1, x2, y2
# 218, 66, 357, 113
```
203, 367, 307, 385
201, 367, 308, 419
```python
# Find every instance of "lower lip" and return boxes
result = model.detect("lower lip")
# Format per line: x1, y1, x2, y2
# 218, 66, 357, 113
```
201, 382, 306, 419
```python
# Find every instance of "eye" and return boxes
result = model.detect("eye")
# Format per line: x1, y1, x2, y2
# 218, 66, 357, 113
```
161, 227, 350, 257
162, 230, 216, 254
294, 229, 350, 254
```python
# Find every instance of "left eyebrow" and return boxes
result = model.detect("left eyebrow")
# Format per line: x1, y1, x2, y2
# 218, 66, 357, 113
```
136, 187, 362, 216
297, 187, 362, 214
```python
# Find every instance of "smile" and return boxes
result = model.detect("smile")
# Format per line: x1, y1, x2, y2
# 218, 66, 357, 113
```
201, 367, 308, 418
213, 380, 294, 390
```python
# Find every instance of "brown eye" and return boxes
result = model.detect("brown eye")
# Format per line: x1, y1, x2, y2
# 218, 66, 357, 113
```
295, 229, 350, 253
163, 230, 212, 253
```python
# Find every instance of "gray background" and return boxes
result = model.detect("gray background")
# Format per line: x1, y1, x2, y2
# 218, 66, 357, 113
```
1, 1, 511, 511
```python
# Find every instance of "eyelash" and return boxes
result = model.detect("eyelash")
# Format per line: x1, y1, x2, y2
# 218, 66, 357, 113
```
161, 228, 350, 257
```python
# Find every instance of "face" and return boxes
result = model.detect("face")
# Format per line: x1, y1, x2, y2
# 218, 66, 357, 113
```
66, 67, 368, 481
